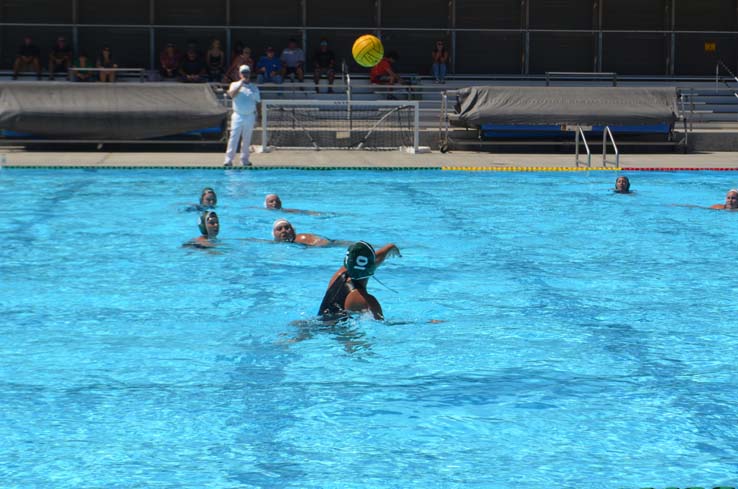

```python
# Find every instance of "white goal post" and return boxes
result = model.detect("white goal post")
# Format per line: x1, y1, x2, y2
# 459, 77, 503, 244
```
260, 99, 421, 153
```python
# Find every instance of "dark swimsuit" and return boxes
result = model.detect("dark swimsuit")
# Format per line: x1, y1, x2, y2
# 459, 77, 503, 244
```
317, 271, 355, 319
209, 54, 222, 68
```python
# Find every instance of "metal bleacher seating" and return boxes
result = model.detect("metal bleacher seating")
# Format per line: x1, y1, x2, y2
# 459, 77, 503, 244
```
4, 66, 738, 151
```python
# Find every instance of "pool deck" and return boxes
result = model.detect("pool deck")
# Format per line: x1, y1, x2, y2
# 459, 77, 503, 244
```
4, 149, 738, 170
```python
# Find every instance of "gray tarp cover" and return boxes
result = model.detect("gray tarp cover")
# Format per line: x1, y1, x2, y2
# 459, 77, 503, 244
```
0, 82, 227, 139
450, 86, 679, 127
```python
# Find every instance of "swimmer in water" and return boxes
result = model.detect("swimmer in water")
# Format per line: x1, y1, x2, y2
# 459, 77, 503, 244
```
711, 189, 738, 210
185, 187, 217, 212
184, 211, 220, 248
318, 241, 401, 320
264, 193, 282, 209
264, 193, 321, 215
272, 218, 351, 247
200, 187, 217, 207
614, 176, 631, 194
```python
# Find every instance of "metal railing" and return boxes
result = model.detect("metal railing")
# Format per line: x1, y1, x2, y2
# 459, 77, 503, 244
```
342, 61, 353, 135
546, 72, 617, 86
69, 67, 147, 82
574, 125, 591, 167
715, 60, 738, 97
602, 126, 619, 167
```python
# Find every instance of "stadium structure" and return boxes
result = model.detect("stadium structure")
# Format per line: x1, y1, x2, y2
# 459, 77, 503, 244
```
1, 1, 737, 154
0, 0, 734, 75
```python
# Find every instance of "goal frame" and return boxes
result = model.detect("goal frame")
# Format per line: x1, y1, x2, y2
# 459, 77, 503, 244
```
260, 99, 420, 153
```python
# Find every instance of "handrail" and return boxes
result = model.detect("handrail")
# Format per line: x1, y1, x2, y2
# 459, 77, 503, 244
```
69, 67, 146, 82
440, 91, 448, 151
715, 60, 738, 98
546, 71, 617, 86
679, 91, 692, 137
602, 126, 620, 167
342, 60, 353, 134
574, 125, 591, 167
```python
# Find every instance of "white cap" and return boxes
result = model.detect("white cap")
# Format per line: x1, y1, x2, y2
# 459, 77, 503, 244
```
239, 64, 250, 73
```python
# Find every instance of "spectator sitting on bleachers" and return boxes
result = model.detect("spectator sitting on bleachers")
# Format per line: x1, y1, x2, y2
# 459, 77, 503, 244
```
160, 43, 181, 80
206, 38, 225, 82
256, 47, 283, 84
431, 40, 449, 84
224, 46, 253, 83
70, 52, 93, 82
231, 41, 244, 60
185, 40, 199, 54
13, 36, 41, 80
370, 51, 401, 86
313, 39, 335, 93
48, 36, 72, 80
280, 38, 305, 83
96, 46, 117, 82
180, 49, 207, 83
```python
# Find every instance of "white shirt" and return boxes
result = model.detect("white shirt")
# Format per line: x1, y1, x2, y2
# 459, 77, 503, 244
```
230, 81, 261, 116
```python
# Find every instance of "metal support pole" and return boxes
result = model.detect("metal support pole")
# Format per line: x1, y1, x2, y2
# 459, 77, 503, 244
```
346, 73, 352, 136
0, 0, 4, 62
717, 62, 720, 93
150, 0, 156, 72
226, 29, 231, 67
523, 0, 530, 75
261, 101, 268, 150
72, 0, 78, 58
225, 0, 231, 65
450, 0, 456, 75
301, 0, 307, 65
669, 0, 675, 75
596, 0, 603, 72
440, 91, 447, 147
149, 27, 155, 73
376, 0, 381, 34
413, 102, 420, 153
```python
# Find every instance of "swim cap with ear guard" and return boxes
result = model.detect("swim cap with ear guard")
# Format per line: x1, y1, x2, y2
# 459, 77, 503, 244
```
200, 187, 217, 205
199, 211, 215, 235
344, 241, 376, 280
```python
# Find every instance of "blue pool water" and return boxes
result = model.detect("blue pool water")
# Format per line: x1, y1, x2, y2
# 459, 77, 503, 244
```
1, 169, 738, 489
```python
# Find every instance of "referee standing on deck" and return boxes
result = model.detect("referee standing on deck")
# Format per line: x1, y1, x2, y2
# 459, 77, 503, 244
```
224, 64, 261, 167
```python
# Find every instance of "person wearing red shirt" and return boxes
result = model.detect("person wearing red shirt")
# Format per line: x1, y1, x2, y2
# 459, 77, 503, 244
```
370, 51, 401, 85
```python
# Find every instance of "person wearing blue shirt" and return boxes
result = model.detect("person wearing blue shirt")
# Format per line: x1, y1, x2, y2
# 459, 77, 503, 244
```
224, 65, 261, 167
256, 47, 283, 84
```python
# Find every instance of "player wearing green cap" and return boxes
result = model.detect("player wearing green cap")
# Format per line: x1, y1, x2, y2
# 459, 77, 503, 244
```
318, 241, 401, 320
184, 187, 218, 212
199, 187, 217, 207
183, 211, 219, 248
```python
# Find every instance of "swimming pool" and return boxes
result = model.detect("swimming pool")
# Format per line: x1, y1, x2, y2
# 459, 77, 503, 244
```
1, 168, 737, 489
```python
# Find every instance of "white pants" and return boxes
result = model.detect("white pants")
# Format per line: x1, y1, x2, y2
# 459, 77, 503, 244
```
224, 112, 256, 165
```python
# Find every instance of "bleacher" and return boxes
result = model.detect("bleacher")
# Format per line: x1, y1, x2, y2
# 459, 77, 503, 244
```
3, 69, 738, 152
251, 72, 738, 152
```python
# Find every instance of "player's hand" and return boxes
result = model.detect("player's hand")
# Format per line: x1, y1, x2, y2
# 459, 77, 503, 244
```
386, 245, 401, 258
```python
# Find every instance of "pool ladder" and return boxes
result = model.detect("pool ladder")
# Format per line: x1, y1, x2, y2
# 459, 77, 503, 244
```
575, 125, 620, 168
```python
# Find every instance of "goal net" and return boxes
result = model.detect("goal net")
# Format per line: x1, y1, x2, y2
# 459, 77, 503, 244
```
261, 100, 419, 152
